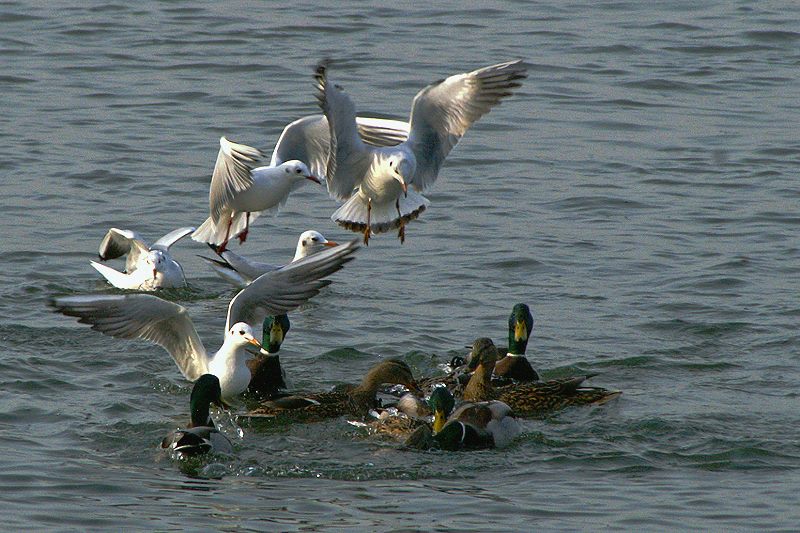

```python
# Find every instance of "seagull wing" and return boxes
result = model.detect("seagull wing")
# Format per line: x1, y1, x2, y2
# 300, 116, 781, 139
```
98, 228, 149, 272
51, 294, 209, 381
152, 226, 196, 251
406, 60, 527, 191
226, 239, 359, 331
314, 62, 373, 200
208, 137, 263, 224
270, 114, 409, 182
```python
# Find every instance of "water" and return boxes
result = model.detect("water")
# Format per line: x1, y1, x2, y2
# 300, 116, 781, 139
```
2, 0, 799, 530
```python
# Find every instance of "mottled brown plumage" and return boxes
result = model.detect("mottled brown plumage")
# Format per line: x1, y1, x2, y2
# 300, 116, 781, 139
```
463, 338, 621, 418
245, 359, 419, 423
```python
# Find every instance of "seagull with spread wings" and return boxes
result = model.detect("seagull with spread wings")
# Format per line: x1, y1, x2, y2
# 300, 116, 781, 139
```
315, 60, 527, 244
191, 114, 409, 252
53, 240, 359, 400
90, 226, 194, 290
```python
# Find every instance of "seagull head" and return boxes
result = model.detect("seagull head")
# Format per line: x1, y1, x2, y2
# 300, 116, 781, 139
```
387, 153, 415, 197
282, 160, 321, 184
146, 250, 167, 279
293, 230, 339, 261
227, 322, 262, 349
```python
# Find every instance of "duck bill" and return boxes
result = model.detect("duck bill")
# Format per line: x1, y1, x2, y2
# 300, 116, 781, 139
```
432, 409, 447, 433
514, 321, 528, 342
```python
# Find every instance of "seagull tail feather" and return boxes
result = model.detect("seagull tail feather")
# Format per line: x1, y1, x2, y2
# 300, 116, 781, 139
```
331, 191, 430, 235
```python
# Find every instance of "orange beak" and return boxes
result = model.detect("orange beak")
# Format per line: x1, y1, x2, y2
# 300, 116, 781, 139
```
323, 240, 339, 247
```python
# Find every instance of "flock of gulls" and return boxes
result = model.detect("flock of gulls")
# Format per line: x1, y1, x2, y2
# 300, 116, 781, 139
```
51, 60, 621, 458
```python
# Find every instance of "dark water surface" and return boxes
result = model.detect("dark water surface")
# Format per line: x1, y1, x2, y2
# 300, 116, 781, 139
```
2, 1, 799, 530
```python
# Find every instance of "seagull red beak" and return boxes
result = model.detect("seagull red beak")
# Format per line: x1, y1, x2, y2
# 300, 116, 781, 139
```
305, 174, 322, 184
322, 240, 339, 247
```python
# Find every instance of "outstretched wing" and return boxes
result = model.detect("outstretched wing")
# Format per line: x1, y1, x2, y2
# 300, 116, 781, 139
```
314, 62, 374, 200
270, 114, 410, 182
406, 60, 527, 191
226, 239, 359, 331
98, 228, 149, 272
208, 137, 263, 224
152, 227, 196, 251
51, 294, 208, 381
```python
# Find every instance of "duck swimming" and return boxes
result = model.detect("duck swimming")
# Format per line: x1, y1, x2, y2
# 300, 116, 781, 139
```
245, 359, 420, 423
246, 314, 290, 399
161, 374, 234, 458
463, 338, 621, 417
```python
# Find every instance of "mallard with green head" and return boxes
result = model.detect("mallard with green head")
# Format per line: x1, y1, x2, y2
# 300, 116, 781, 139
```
463, 337, 621, 417
493, 303, 539, 382
161, 374, 234, 458
245, 359, 420, 423
246, 314, 290, 399
403, 386, 521, 451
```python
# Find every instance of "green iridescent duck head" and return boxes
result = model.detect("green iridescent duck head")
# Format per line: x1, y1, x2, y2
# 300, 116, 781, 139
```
189, 374, 227, 428
508, 303, 533, 356
262, 314, 290, 354
428, 386, 455, 433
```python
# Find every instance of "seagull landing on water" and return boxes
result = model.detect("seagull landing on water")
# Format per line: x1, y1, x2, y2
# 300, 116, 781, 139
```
315, 60, 528, 245
90, 226, 194, 290
200, 230, 340, 289
53, 240, 360, 400
191, 113, 410, 252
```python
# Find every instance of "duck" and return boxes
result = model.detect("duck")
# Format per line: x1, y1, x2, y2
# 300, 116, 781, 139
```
246, 314, 290, 399
161, 374, 234, 458
201, 230, 340, 288
191, 112, 410, 252
352, 390, 435, 441
403, 386, 521, 451
315, 59, 527, 244
52, 240, 359, 400
90, 226, 194, 290
245, 359, 420, 423
462, 338, 621, 417
417, 303, 539, 394
493, 303, 539, 382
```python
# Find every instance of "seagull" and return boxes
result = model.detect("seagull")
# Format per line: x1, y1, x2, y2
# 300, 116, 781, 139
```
315, 60, 527, 244
191, 114, 409, 252
52, 240, 359, 400
90, 226, 194, 290
200, 230, 339, 288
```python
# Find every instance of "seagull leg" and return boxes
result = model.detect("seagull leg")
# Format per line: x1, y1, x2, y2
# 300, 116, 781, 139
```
218, 217, 233, 253
238, 212, 250, 244
396, 199, 405, 244
363, 198, 372, 246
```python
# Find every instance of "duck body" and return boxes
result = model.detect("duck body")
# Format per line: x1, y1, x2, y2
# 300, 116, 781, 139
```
161, 374, 234, 458
493, 303, 538, 382
463, 338, 620, 418
402, 387, 520, 451
246, 359, 419, 424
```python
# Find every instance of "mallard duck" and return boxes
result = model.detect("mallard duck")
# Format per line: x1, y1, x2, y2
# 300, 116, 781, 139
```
245, 359, 420, 423
418, 303, 538, 393
493, 303, 539, 382
246, 314, 290, 399
403, 386, 520, 451
352, 389, 437, 440
161, 374, 234, 458
463, 338, 621, 417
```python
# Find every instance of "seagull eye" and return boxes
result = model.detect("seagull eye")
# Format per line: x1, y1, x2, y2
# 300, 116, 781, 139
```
295, 168, 302, 174
389, 161, 394, 167
239, 330, 245, 335
302, 241, 307, 247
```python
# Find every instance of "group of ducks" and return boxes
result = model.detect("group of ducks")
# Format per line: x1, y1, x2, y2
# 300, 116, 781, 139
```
51, 58, 621, 459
